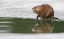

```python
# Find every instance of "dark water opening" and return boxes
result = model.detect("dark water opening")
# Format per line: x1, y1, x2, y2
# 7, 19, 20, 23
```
0, 17, 64, 33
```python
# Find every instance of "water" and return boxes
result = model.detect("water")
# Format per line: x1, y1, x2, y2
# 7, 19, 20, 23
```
0, 17, 64, 33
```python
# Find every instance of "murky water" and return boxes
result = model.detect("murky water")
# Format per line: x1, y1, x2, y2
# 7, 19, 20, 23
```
0, 17, 64, 33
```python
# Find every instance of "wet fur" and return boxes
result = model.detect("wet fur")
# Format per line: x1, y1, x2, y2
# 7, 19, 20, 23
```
32, 4, 59, 23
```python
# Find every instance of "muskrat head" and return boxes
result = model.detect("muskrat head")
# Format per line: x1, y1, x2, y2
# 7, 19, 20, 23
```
32, 5, 42, 14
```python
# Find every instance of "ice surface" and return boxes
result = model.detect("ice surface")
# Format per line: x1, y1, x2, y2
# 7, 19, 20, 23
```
0, 0, 64, 19
0, 33, 64, 39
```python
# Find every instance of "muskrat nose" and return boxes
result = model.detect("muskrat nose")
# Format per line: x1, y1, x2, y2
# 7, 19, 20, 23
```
32, 8, 33, 9
32, 8, 34, 10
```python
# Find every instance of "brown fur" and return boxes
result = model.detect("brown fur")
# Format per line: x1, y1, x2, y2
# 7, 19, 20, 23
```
32, 4, 56, 22
32, 21, 54, 33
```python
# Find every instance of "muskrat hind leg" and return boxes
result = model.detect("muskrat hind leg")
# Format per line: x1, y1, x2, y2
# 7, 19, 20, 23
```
51, 16, 54, 23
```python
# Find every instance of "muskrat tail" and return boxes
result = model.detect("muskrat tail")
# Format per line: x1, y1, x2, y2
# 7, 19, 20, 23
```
54, 17, 60, 22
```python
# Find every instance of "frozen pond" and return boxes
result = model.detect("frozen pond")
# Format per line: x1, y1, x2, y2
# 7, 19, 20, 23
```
0, 0, 64, 39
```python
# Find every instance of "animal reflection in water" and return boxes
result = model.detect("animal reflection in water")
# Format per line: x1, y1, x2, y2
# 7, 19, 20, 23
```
32, 21, 54, 33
